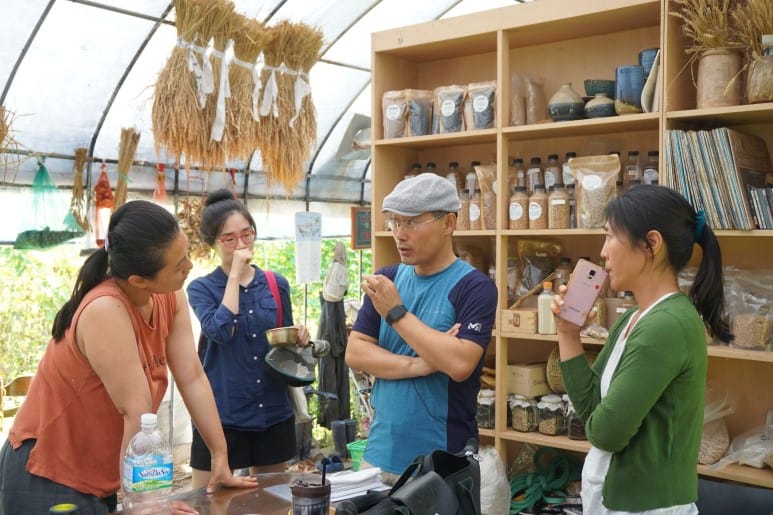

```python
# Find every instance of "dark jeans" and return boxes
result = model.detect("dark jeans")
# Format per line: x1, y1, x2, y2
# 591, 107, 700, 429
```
0, 439, 117, 514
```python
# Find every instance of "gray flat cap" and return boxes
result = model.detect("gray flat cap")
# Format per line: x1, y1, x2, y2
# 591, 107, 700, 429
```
382, 173, 461, 216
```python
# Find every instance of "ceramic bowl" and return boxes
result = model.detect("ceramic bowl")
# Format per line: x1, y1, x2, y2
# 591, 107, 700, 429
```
584, 79, 616, 99
265, 326, 299, 346
639, 48, 659, 76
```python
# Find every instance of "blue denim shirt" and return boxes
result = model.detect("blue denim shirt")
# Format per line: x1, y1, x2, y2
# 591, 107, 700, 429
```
187, 266, 294, 430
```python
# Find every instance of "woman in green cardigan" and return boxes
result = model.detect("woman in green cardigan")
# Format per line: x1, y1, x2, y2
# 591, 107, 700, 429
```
553, 185, 731, 514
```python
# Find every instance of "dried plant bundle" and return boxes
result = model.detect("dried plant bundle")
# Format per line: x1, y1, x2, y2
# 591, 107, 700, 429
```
671, 0, 744, 53
1, 105, 23, 184
177, 195, 210, 259
732, 0, 773, 58
257, 21, 324, 193
114, 128, 141, 209
69, 147, 89, 231
152, 0, 235, 171
225, 15, 269, 162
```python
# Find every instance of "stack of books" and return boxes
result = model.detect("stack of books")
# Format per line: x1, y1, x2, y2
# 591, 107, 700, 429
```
663, 127, 773, 230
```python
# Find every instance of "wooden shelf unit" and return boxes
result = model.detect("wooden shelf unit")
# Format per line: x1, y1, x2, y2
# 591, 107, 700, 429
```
370, 0, 773, 491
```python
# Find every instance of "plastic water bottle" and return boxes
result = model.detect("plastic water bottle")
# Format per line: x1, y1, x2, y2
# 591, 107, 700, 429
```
122, 413, 173, 514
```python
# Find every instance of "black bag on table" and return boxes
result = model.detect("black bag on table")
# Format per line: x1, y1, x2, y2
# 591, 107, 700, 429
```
336, 438, 481, 515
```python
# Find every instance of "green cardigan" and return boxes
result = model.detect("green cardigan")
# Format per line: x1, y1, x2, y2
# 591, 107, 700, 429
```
559, 293, 707, 511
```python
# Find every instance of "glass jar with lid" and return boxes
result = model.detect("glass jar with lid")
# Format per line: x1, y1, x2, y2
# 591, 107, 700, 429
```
538, 394, 566, 436
476, 389, 495, 429
548, 184, 570, 229
564, 394, 586, 440
509, 395, 538, 432
528, 184, 548, 230
508, 186, 529, 230
457, 189, 471, 230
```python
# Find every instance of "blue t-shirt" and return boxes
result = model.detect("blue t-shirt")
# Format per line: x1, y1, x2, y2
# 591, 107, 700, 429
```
352, 259, 497, 474
187, 266, 294, 430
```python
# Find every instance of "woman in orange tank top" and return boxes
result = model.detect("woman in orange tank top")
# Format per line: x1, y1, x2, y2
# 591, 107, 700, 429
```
0, 200, 256, 514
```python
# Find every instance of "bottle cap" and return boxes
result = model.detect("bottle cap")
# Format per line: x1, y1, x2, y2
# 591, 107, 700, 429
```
543, 281, 553, 290
50, 504, 78, 514
140, 413, 157, 427
761, 34, 773, 46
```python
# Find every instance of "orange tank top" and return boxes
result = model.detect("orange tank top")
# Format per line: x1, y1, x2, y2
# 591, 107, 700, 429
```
9, 279, 175, 498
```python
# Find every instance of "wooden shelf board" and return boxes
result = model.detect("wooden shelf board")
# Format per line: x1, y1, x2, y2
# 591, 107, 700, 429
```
502, 229, 605, 237
500, 430, 592, 453
666, 103, 773, 125
503, 113, 659, 140
707, 346, 773, 363
499, 432, 773, 488
697, 463, 773, 489
374, 129, 496, 149
715, 230, 773, 238
500, 333, 605, 347
479, 428, 496, 439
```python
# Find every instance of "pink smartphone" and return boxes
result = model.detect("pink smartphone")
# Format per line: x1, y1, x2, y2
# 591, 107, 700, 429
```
557, 259, 608, 327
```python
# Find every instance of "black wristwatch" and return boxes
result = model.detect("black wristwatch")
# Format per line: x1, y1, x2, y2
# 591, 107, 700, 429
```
386, 304, 409, 326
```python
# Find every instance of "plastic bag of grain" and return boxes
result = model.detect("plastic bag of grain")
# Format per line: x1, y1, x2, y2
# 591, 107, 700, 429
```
699, 382, 736, 465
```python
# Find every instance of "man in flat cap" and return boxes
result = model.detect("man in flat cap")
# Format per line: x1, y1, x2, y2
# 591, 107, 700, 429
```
346, 173, 497, 483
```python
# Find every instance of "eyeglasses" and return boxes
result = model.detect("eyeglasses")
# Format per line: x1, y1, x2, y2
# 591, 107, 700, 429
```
218, 229, 256, 248
385, 214, 444, 232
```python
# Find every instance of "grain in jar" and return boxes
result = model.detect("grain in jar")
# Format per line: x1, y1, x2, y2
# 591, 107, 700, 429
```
509, 395, 538, 432
567, 183, 577, 228
526, 157, 543, 195
548, 184, 570, 229
508, 186, 529, 230
528, 184, 548, 230
457, 189, 471, 230
476, 389, 495, 429
538, 394, 566, 436
564, 394, 586, 440
544, 153, 562, 190
470, 188, 483, 230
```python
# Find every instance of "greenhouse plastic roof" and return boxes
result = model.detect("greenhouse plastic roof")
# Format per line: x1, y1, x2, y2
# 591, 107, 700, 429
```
1, 0, 528, 238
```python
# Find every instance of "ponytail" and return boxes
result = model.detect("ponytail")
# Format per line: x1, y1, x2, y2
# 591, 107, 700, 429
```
52, 247, 110, 340
690, 222, 732, 343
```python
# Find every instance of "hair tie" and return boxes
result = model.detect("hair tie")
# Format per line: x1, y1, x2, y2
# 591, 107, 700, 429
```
103, 233, 110, 252
694, 210, 705, 240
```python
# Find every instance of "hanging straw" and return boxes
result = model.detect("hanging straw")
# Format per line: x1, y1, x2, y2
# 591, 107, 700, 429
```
225, 14, 270, 162
69, 147, 89, 231
152, 0, 235, 171
257, 21, 324, 193
114, 127, 141, 209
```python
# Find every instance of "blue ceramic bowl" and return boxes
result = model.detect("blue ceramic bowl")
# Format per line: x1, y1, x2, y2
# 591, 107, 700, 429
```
639, 48, 659, 76
548, 101, 585, 121
584, 79, 616, 99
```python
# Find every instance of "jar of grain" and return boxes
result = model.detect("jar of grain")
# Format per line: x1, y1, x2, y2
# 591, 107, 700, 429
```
528, 184, 548, 230
567, 183, 577, 228
564, 394, 586, 440
457, 189, 471, 230
538, 394, 566, 436
508, 186, 529, 230
470, 188, 483, 230
476, 389, 495, 429
509, 395, 538, 432
548, 184, 570, 229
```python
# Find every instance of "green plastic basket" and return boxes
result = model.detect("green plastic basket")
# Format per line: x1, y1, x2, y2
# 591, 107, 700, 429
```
346, 439, 368, 471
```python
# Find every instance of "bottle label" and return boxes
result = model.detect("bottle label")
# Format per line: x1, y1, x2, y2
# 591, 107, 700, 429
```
544, 170, 556, 188
441, 99, 456, 116
385, 104, 402, 121
123, 455, 174, 493
509, 202, 525, 221
528, 201, 543, 220
472, 94, 488, 112
470, 203, 481, 221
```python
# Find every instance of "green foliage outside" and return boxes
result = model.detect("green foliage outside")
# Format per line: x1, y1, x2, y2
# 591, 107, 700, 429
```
0, 240, 371, 383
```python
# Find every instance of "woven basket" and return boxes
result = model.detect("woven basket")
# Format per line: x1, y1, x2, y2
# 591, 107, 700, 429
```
546, 345, 599, 393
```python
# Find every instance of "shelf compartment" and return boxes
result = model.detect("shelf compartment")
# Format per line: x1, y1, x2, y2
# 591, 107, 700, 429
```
500, 430, 591, 453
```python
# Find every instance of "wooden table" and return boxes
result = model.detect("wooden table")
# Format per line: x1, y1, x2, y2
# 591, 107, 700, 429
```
118, 472, 317, 515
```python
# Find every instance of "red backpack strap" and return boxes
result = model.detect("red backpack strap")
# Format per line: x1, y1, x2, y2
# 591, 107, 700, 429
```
264, 270, 282, 327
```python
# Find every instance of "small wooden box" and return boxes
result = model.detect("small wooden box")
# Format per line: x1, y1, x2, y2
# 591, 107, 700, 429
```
501, 296, 538, 335
507, 362, 551, 397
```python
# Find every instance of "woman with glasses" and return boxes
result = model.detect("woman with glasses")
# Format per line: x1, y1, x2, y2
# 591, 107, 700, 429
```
187, 189, 310, 488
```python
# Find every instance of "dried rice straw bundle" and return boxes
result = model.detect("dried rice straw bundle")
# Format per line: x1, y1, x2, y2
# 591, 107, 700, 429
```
257, 21, 323, 193
114, 128, 141, 209
225, 15, 269, 162
69, 147, 89, 231
177, 195, 210, 260
152, 0, 234, 171
1, 105, 23, 184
